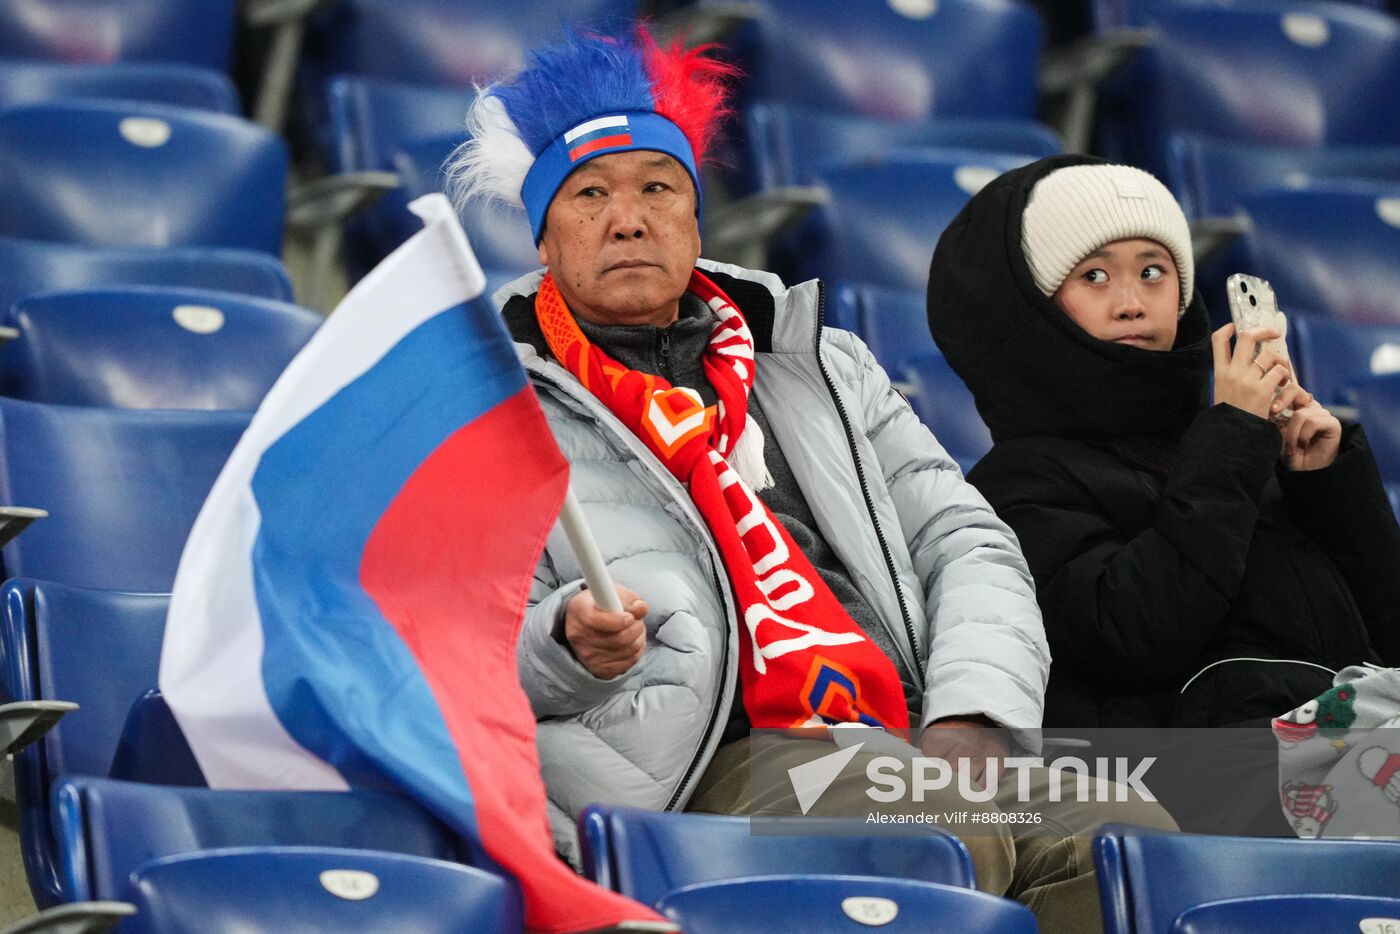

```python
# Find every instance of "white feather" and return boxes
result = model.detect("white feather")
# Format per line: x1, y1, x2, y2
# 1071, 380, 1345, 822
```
444, 90, 535, 211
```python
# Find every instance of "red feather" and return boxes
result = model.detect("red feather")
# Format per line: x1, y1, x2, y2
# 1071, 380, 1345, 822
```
639, 26, 740, 165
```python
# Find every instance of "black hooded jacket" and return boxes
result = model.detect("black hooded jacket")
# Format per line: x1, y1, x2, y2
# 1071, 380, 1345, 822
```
927, 155, 1400, 728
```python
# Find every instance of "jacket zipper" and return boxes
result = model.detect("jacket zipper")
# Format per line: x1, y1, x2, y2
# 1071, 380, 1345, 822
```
813, 281, 926, 685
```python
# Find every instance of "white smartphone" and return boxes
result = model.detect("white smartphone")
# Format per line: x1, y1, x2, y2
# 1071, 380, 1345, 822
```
1226, 273, 1292, 420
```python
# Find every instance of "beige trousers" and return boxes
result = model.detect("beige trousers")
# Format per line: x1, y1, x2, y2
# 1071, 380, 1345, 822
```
688, 737, 1179, 934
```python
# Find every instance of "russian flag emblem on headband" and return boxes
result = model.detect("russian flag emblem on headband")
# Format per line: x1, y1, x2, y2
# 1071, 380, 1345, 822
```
565, 114, 632, 161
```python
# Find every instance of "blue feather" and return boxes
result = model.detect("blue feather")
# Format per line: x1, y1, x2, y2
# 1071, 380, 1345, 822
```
495, 27, 655, 156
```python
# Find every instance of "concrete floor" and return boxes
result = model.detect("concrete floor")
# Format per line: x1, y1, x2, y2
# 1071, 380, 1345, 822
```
0, 761, 36, 926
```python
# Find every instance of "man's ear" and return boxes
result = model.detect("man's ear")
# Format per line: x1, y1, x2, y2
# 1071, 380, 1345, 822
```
537, 238, 549, 267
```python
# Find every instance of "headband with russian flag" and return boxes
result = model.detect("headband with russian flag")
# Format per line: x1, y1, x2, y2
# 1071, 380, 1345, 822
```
446, 26, 736, 244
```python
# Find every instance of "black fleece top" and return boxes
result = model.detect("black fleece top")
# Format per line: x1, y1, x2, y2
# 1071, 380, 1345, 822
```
927, 155, 1400, 728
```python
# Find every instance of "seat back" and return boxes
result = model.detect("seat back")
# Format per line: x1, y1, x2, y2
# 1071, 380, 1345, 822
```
0, 60, 238, 113
780, 151, 1033, 292
1288, 314, 1400, 408
55, 776, 461, 902
1091, 0, 1391, 31
902, 350, 993, 473
1095, 824, 1400, 934
0, 101, 287, 253
1240, 186, 1400, 325
0, 287, 320, 409
1170, 894, 1400, 934
0, 0, 235, 70
324, 75, 476, 174
1099, 4, 1400, 174
739, 102, 1061, 193
579, 805, 974, 909
657, 876, 1035, 934
304, 0, 638, 86
724, 0, 1041, 122
120, 847, 522, 934
1166, 132, 1400, 219
108, 689, 206, 787
0, 236, 294, 311
1356, 375, 1400, 487
0, 398, 248, 591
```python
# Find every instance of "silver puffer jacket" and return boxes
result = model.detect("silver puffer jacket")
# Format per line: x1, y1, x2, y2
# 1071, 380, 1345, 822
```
497, 260, 1048, 856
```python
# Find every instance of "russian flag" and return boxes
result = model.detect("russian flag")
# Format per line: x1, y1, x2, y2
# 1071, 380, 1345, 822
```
159, 195, 668, 933
565, 115, 633, 161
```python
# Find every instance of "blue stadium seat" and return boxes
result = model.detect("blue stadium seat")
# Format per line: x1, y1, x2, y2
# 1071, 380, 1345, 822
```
1239, 186, 1400, 325
737, 102, 1061, 194
1166, 132, 1400, 219
1094, 823, 1400, 934
901, 350, 994, 473
1091, 0, 1391, 31
0, 101, 288, 253
0, 0, 235, 71
0, 287, 320, 410
1288, 314, 1400, 408
0, 236, 294, 312
0, 580, 171, 906
0, 60, 238, 113
1096, 4, 1400, 176
53, 776, 463, 902
1356, 374, 1400, 490
656, 875, 1035, 934
720, 0, 1041, 123
107, 689, 206, 788
1170, 894, 1400, 934
579, 805, 974, 908
777, 151, 1033, 292
829, 283, 936, 373
119, 848, 523, 934
323, 75, 473, 176
0, 398, 249, 591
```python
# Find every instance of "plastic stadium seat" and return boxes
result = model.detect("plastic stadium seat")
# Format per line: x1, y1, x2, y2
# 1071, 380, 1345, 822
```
902, 350, 994, 473
0, 236, 295, 312
1097, 4, 1400, 176
0, 287, 320, 410
323, 75, 473, 176
303, 0, 638, 86
0, 0, 235, 71
0, 580, 171, 906
1091, 0, 1391, 31
54, 777, 463, 902
0, 60, 238, 113
1094, 823, 1400, 934
1356, 374, 1400, 488
777, 151, 1034, 292
0, 101, 288, 254
737, 102, 1061, 194
828, 283, 936, 373
0, 398, 249, 591
720, 0, 1042, 123
578, 805, 974, 908
656, 875, 1035, 934
119, 848, 523, 934
1170, 894, 1400, 934
1287, 314, 1400, 408
107, 689, 206, 788
1166, 132, 1400, 219
1239, 186, 1400, 325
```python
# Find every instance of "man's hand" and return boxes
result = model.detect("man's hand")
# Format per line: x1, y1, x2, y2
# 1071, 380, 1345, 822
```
919, 716, 1011, 789
564, 585, 649, 679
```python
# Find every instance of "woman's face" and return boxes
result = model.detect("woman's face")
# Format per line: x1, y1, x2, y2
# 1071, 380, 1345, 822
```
1052, 238, 1180, 351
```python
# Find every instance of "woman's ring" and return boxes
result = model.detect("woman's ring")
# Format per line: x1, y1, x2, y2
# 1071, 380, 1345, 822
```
1251, 359, 1269, 376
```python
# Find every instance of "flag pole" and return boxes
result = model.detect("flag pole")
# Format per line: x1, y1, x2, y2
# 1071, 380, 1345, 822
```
559, 488, 623, 613
408, 195, 625, 615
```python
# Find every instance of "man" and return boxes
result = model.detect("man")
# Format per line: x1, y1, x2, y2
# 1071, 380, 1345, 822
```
448, 26, 1169, 933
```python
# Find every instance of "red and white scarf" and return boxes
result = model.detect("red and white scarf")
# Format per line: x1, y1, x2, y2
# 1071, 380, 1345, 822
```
536, 270, 909, 731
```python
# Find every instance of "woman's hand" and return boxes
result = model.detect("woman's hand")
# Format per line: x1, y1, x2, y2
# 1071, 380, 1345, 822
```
1211, 323, 1293, 419
1281, 395, 1342, 471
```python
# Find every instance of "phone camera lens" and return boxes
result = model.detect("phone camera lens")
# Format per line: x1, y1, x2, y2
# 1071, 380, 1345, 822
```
1239, 281, 1249, 293
1249, 295, 1257, 306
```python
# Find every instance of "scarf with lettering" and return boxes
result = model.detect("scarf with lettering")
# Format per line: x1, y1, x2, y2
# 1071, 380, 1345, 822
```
535, 270, 909, 731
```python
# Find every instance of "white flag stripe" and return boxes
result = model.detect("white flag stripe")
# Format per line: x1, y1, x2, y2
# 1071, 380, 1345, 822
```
161, 195, 486, 789
563, 114, 629, 143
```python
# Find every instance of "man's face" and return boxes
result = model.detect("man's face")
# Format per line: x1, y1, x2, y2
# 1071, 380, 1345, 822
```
537, 150, 701, 328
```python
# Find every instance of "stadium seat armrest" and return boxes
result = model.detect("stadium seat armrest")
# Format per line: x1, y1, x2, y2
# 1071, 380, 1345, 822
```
286, 172, 402, 233
655, 2, 763, 48
243, 0, 339, 131
0, 327, 17, 346
1040, 28, 1153, 153
0, 700, 77, 755
0, 507, 47, 548
1189, 215, 1253, 267
703, 186, 828, 268
241, 0, 336, 28
0, 902, 135, 934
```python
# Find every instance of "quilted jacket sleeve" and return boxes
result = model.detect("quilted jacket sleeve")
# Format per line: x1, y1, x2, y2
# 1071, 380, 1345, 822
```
834, 330, 1050, 738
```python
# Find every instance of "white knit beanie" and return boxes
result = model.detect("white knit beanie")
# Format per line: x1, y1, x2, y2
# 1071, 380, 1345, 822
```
1021, 164, 1194, 314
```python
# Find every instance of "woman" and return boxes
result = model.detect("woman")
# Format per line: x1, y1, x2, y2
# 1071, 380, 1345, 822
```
926, 155, 1400, 731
